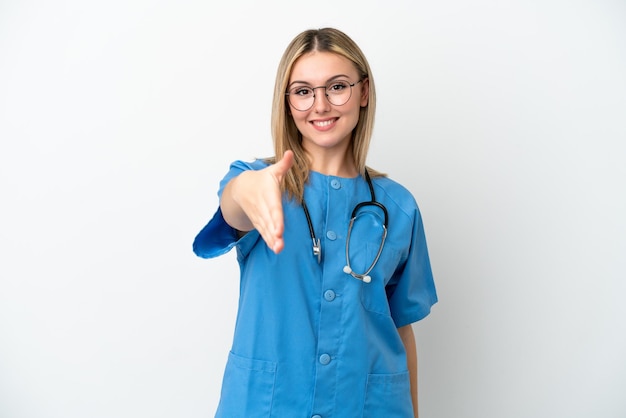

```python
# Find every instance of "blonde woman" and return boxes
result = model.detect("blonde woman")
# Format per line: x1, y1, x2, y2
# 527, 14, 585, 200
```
194, 27, 437, 418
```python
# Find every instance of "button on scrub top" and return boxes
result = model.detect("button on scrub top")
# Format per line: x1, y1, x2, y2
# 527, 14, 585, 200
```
193, 159, 437, 418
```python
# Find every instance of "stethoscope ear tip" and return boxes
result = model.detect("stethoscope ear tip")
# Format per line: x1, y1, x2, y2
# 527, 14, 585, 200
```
344, 265, 372, 283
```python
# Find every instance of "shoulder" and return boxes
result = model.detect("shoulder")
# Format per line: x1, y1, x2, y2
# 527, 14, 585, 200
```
371, 175, 421, 217
228, 158, 270, 172
216, 158, 271, 195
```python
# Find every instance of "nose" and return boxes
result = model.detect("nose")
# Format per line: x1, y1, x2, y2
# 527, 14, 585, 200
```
312, 86, 331, 112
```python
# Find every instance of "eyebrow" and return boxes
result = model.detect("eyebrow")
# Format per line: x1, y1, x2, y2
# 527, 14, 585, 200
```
288, 74, 353, 88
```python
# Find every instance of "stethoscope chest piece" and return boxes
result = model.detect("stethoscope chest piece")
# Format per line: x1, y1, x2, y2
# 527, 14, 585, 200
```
312, 238, 321, 264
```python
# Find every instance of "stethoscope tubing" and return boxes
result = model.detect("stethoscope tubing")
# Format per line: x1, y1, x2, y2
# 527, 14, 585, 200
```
301, 169, 389, 283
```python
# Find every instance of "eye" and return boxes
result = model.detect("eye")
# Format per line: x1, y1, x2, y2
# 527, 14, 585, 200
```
327, 81, 350, 92
291, 86, 313, 97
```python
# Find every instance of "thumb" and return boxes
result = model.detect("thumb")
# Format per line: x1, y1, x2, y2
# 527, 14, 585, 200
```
272, 150, 295, 181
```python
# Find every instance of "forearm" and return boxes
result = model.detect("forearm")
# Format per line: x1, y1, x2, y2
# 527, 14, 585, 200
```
398, 324, 419, 418
220, 173, 254, 232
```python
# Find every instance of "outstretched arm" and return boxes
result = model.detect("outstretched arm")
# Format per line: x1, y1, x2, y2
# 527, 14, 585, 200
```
398, 324, 419, 418
220, 150, 294, 254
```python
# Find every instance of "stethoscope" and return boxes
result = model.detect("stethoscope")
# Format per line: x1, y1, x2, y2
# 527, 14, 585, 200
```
301, 169, 389, 283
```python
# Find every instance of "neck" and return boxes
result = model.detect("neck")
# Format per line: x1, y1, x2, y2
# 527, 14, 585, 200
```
307, 148, 358, 178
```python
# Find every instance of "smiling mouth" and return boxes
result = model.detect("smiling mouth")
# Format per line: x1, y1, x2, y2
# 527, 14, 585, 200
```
312, 118, 337, 127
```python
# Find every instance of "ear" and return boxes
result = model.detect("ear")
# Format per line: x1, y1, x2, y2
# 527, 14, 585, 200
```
360, 78, 370, 107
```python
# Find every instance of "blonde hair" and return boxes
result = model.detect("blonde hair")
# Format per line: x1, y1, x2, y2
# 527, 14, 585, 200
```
269, 27, 382, 202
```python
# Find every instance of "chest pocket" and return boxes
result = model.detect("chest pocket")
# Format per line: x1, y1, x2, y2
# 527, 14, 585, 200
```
359, 242, 403, 316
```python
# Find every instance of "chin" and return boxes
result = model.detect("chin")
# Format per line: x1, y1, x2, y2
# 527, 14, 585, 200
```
305, 136, 349, 149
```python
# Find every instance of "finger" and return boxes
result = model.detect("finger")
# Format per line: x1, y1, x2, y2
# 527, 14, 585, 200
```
267, 195, 286, 254
249, 179, 285, 254
272, 150, 294, 181
257, 219, 284, 254
257, 220, 282, 254
264, 151, 292, 253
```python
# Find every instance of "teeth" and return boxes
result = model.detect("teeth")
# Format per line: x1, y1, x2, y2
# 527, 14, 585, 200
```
314, 119, 334, 127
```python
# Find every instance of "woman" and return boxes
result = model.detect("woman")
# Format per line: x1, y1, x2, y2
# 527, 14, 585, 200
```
193, 27, 437, 418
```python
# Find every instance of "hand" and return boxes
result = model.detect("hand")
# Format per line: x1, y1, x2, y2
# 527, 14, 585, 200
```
228, 150, 294, 254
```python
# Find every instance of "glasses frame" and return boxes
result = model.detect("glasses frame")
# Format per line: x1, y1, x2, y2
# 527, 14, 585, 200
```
285, 79, 363, 111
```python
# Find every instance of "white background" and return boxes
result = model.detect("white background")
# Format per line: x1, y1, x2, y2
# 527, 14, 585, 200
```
1, 1, 625, 417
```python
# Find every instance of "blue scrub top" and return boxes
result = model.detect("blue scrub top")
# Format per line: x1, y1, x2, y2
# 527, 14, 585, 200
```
193, 159, 437, 418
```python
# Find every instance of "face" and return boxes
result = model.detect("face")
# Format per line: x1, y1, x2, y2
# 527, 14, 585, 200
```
287, 51, 369, 155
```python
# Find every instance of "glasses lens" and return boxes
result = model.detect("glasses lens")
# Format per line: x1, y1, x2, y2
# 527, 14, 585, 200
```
326, 81, 353, 106
287, 86, 314, 111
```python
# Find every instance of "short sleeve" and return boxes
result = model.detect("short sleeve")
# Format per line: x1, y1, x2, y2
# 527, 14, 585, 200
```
387, 207, 438, 327
192, 159, 268, 259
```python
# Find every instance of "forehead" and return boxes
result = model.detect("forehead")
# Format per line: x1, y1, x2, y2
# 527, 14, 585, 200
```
289, 51, 358, 83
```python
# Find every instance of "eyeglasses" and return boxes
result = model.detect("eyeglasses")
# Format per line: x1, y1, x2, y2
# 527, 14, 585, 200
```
286, 79, 362, 111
